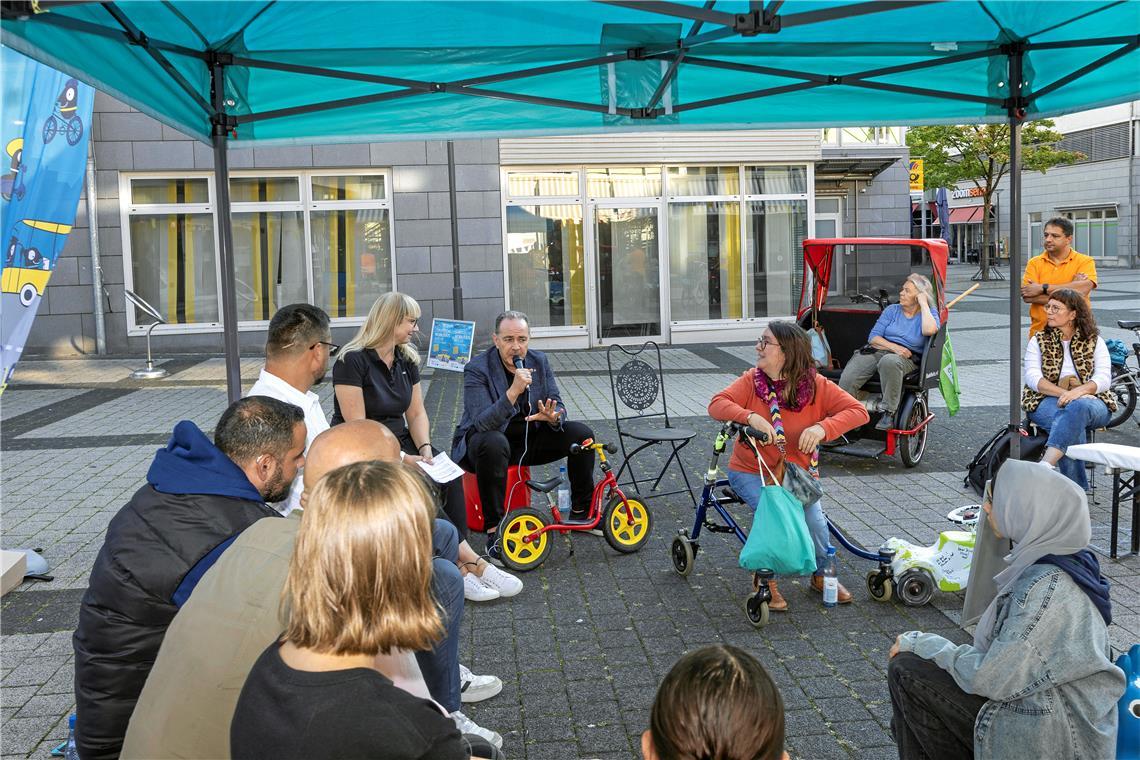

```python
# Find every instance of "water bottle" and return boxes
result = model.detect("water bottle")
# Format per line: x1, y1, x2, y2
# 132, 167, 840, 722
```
821, 547, 839, 608
64, 715, 78, 760
557, 465, 571, 516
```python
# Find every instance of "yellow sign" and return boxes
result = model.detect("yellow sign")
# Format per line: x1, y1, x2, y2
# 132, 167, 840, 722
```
909, 159, 924, 192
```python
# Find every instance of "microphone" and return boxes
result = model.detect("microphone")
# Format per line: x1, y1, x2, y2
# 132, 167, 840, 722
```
512, 356, 524, 370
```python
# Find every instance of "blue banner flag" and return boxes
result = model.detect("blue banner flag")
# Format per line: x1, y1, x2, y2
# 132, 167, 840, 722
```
1, 47, 93, 390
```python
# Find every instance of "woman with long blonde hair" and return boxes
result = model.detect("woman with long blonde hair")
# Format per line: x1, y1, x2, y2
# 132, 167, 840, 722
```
331, 292, 523, 603
230, 462, 499, 760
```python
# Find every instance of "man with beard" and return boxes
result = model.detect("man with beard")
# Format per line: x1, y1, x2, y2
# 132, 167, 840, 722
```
73, 396, 306, 760
247, 303, 336, 514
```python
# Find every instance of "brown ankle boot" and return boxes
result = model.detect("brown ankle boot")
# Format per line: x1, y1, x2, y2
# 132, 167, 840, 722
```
810, 574, 853, 604
766, 580, 788, 611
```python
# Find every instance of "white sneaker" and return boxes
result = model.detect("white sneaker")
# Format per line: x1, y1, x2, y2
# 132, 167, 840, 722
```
477, 564, 523, 598
450, 710, 504, 748
459, 664, 503, 703
463, 572, 500, 602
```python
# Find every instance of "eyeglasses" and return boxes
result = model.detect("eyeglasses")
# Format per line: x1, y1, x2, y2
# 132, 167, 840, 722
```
757, 338, 779, 349
312, 340, 341, 357
1043, 304, 1068, 314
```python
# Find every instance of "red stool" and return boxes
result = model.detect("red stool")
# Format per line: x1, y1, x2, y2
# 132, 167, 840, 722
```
463, 465, 532, 532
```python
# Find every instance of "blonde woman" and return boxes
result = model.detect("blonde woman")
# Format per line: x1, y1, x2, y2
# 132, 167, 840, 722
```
332, 292, 522, 602
838, 273, 940, 431
230, 462, 500, 760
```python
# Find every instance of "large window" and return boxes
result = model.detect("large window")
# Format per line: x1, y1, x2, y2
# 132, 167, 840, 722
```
123, 171, 393, 332
1062, 208, 1118, 259
503, 164, 810, 331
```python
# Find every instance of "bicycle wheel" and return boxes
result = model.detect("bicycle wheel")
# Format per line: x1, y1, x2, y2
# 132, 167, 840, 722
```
498, 508, 551, 571
1106, 364, 1137, 429
602, 495, 652, 553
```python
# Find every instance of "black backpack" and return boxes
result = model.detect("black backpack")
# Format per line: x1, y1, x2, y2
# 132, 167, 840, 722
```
964, 424, 1049, 497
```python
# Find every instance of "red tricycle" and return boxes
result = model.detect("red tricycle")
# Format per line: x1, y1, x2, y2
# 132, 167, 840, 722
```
496, 439, 653, 571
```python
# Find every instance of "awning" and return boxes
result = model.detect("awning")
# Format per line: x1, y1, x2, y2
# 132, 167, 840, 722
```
949, 206, 985, 224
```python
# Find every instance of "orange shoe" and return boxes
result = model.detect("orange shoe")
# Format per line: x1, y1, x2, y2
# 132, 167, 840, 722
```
810, 574, 853, 604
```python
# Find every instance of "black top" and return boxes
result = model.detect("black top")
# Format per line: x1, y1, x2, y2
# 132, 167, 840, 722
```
331, 348, 421, 434
231, 642, 468, 760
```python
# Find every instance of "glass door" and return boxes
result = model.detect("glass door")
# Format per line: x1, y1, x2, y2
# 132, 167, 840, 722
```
593, 205, 663, 342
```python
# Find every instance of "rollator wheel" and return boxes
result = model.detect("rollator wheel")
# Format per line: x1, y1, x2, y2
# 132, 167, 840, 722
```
603, 495, 652, 554
866, 570, 894, 602
896, 568, 935, 607
670, 533, 694, 577
497, 508, 551, 572
745, 592, 770, 628
899, 395, 929, 468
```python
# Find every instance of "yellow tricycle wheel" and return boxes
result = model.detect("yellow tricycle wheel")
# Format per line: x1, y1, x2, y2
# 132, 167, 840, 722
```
497, 508, 552, 571
602, 496, 652, 553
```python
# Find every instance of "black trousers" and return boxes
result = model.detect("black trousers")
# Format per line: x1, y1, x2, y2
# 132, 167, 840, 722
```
888, 651, 987, 760
465, 420, 595, 530
398, 432, 468, 540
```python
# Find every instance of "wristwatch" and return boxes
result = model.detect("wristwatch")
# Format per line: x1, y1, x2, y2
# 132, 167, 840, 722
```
1042, 283, 1049, 295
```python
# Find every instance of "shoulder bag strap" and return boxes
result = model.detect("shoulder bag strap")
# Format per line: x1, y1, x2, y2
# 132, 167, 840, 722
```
764, 389, 820, 479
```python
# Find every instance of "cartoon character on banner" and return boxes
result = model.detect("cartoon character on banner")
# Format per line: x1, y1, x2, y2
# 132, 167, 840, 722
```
42, 78, 83, 146
1, 139, 26, 201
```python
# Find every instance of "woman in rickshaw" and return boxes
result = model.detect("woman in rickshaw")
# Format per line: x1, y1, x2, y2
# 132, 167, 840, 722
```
709, 322, 869, 611
837, 274, 940, 431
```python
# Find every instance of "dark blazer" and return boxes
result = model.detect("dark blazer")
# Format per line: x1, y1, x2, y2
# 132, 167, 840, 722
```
451, 347, 567, 465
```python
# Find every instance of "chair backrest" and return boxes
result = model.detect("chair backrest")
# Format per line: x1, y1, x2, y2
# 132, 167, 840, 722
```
607, 341, 670, 427
916, 323, 948, 391
805, 309, 881, 369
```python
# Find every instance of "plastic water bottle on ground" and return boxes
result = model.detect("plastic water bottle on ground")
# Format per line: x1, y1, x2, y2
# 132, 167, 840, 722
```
64, 715, 79, 760
557, 465, 571, 517
822, 547, 839, 608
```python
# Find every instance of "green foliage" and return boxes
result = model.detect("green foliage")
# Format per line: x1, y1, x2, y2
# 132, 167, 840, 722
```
905, 121, 1083, 198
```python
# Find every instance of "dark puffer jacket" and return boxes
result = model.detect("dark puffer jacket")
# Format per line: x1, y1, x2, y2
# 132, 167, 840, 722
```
73, 421, 278, 760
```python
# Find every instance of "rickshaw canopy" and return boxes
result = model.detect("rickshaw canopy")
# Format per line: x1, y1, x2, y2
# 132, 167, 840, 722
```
1, 1, 1137, 145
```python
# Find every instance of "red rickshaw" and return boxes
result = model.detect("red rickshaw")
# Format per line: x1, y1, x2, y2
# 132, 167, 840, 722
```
796, 238, 950, 468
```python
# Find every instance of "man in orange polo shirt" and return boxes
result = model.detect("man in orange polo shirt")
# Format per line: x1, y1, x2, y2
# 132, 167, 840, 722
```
1020, 216, 1097, 336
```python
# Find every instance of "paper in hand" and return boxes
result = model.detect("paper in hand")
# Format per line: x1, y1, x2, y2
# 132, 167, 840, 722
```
415, 452, 465, 484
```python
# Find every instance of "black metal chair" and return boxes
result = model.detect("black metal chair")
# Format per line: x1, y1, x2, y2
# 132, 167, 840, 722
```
606, 341, 697, 504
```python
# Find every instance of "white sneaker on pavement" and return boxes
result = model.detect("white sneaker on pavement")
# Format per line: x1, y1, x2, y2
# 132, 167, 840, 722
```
463, 572, 500, 602
450, 710, 504, 748
459, 664, 503, 703
476, 564, 523, 598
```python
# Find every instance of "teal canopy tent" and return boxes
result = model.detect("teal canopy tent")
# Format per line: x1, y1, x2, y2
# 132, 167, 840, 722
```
3, 0, 1139, 444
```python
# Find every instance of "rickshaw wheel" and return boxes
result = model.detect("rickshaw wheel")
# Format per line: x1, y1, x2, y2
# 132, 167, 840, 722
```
670, 533, 694, 577
899, 394, 929, 468
896, 568, 935, 607
866, 570, 894, 602
603, 495, 651, 553
497, 508, 551, 572
746, 593, 769, 627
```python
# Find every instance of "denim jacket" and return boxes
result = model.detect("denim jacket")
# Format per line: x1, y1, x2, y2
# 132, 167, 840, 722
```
898, 564, 1123, 760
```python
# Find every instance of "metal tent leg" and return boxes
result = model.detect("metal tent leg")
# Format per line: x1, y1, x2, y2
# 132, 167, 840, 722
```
1007, 45, 1025, 458
211, 57, 242, 403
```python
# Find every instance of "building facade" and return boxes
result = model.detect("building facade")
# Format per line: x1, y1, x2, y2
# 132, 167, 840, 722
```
25, 92, 911, 357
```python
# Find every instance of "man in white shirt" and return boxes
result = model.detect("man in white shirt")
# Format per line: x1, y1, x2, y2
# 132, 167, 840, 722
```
246, 303, 336, 514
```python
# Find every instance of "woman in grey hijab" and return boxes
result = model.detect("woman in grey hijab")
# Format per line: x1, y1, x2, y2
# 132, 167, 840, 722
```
885, 460, 1123, 760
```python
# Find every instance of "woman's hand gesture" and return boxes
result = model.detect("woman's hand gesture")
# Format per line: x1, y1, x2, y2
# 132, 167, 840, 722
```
799, 424, 827, 454
526, 398, 562, 425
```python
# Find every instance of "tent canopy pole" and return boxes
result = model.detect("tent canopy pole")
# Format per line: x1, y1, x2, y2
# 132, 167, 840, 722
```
1007, 43, 1026, 457
210, 54, 242, 403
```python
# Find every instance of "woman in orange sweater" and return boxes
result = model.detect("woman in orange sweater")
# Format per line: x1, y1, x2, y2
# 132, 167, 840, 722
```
709, 321, 869, 611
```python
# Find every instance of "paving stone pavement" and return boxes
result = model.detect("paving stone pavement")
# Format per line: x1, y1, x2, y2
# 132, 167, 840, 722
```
1, 266, 1138, 759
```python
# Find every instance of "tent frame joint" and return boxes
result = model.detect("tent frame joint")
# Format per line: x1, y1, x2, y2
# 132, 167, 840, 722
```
206, 50, 234, 68
628, 106, 662, 120
734, 8, 780, 35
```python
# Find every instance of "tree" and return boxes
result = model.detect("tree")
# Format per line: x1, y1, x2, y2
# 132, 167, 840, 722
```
906, 122, 1082, 280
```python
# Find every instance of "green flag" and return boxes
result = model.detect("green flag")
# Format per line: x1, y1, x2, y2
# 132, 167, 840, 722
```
939, 329, 961, 417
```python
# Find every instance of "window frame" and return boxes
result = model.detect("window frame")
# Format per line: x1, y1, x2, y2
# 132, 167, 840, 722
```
121, 168, 394, 336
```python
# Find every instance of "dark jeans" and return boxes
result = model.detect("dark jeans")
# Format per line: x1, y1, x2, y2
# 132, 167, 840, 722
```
465, 420, 595, 530
418, 519, 463, 713
399, 432, 468, 539
888, 652, 987, 760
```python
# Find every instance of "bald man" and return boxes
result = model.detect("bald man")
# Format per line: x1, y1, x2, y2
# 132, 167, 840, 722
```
122, 421, 502, 759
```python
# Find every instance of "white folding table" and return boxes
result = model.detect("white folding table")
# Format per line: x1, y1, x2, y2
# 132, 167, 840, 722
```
1067, 442, 1140, 558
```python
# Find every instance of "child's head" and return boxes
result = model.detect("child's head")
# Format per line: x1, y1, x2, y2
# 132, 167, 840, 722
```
644, 645, 786, 760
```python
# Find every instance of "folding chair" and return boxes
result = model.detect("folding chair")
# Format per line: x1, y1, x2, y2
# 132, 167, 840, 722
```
606, 341, 697, 504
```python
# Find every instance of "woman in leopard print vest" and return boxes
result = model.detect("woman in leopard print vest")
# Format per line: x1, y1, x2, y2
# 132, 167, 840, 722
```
1022, 288, 1116, 489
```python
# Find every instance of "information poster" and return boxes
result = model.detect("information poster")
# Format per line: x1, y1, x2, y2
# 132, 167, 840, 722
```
426, 318, 476, 371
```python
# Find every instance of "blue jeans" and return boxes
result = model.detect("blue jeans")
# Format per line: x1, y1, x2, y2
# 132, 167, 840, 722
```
417, 519, 463, 712
1027, 395, 1110, 490
727, 468, 833, 575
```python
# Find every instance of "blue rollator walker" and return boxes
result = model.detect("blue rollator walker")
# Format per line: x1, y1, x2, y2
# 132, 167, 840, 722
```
670, 421, 898, 627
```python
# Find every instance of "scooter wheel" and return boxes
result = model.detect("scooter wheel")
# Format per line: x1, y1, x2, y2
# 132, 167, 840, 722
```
498, 508, 551, 572
746, 593, 770, 628
670, 533, 695, 577
896, 568, 935, 607
866, 570, 894, 602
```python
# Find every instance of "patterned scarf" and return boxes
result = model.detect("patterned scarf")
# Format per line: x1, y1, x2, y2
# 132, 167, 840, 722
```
754, 367, 817, 412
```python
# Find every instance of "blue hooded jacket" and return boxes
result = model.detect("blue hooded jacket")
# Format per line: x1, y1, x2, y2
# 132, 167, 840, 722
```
147, 420, 264, 502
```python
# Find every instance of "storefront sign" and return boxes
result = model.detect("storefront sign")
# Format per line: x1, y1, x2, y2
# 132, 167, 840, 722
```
427, 318, 476, 371
951, 186, 984, 199
908, 159, 924, 192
